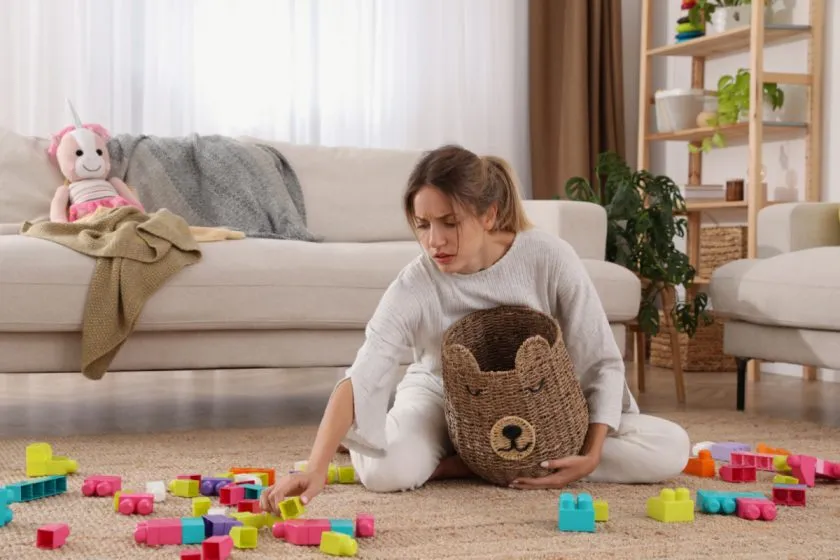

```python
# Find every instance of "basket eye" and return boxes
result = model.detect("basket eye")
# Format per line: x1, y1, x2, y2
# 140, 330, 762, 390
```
525, 379, 545, 394
466, 385, 484, 397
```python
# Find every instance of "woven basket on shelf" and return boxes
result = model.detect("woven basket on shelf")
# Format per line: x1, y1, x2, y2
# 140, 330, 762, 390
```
650, 310, 735, 371
698, 226, 747, 279
441, 305, 589, 486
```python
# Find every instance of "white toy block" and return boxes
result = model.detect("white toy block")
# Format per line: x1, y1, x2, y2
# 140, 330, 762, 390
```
233, 474, 261, 486
146, 481, 166, 502
293, 460, 308, 472
208, 507, 227, 516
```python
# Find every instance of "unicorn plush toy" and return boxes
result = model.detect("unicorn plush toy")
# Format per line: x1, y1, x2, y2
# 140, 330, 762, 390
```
48, 100, 145, 223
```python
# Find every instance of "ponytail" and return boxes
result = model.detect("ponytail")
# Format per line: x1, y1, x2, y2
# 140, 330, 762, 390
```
483, 156, 533, 233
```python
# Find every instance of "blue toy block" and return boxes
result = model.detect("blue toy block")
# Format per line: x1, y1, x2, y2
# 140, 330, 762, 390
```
0, 487, 13, 527
202, 514, 242, 537
329, 518, 354, 537
557, 492, 595, 533
240, 484, 264, 500
181, 517, 205, 544
6, 475, 67, 503
696, 489, 765, 515
200, 477, 232, 496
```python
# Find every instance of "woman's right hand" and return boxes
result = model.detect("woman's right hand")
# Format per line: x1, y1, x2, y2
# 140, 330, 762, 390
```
260, 470, 326, 515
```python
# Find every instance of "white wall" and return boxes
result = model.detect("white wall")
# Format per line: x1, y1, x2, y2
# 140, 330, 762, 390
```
623, 0, 840, 380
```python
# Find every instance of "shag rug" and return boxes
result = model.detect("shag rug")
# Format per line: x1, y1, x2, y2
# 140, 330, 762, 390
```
0, 410, 838, 559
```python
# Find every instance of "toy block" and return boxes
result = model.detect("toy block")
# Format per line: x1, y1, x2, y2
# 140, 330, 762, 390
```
0, 486, 14, 527
757, 443, 791, 456
177, 474, 202, 481
736, 497, 777, 521
273, 519, 332, 546
134, 518, 182, 546
6, 475, 67, 503
240, 483, 264, 500
356, 513, 375, 537
279, 496, 305, 520
200, 477, 232, 496
36, 523, 69, 549
231, 525, 258, 549
787, 454, 817, 487
774, 455, 793, 473
330, 518, 355, 537
816, 458, 840, 480
208, 507, 227, 516
772, 484, 807, 507
326, 463, 338, 484
710, 442, 750, 461
181, 517, 205, 544
168, 479, 199, 498
219, 484, 245, 506
25, 443, 78, 478
691, 440, 715, 456
203, 514, 243, 537
593, 500, 609, 522
719, 464, 756, 483
294, 460, 309, 472
338, 465, 358, 484
82, 475, 121, 497
181, 550, 202, 560
320, 531, 358, 557
233, 473, 262, 485
116, 492, 155, 515
229, 467, 275, 486
774, 474, 799, 484
557, 492, 595, 532
145, 480, 166, 502
730, 451, 775, 471
192, 496, 211, 517
695, 489, 764, 515
202, 535, 234, 560
683, 450, 715, 477
238, 498, 261, 513
231, 511, 266, 528
646, 488, 694, 522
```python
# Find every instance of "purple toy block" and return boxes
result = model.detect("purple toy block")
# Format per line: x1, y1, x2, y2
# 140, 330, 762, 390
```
202, 515, 242, 537
200, 478, 232, 496
710, 442, 750, 462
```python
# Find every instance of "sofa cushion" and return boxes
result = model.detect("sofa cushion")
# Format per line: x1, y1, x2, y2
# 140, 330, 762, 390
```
0, 128, 65, 224
0, 237, 639, 332
709, 246, 840, 331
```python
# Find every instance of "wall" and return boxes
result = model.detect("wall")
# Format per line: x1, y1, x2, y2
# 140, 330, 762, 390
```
623, 0, 840, 381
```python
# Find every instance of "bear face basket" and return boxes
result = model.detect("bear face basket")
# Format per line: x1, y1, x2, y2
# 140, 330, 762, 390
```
441, 305, 590, 486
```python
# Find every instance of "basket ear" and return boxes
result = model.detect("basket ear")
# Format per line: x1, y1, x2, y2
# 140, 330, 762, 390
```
444, 343, 481, 379
515, 335, 552, 382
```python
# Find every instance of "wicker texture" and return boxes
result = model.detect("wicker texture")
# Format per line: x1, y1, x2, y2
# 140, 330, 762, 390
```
698, 226, 747, 279
441, 306, 589, 486
650, 311, 735, 371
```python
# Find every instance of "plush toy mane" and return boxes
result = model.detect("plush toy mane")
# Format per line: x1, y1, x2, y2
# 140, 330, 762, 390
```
47, 123, 111, 159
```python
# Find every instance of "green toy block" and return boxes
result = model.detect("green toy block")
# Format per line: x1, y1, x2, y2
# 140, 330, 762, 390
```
696, 489, 765, 515
594, 499, 609, 522
338, 466, 357, 484
279, 496, 305, 520
330, 518, 355, 537
181, 517, 205, 545
320, 531, 358, 557
557, 492, 595, 532
241, 484, 264, 500
647, 488, 694, 522
231, 525, 258, 549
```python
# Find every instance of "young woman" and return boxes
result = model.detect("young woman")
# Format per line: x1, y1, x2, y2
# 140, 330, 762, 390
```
260, 145, 689, 513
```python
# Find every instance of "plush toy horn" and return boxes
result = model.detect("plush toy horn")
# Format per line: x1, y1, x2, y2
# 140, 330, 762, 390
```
67, 99, 83, 129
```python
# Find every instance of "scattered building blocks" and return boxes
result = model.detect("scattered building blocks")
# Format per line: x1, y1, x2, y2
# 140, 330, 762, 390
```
279, 496, 305, 520
757, 443, 791, 456
320, 531, 358, 557
115, 492, 155, 515
709, 442, 750, 462
683, 450, 715, 478
593, 500, 609, 522
181, 550, 202, 560
816, 458, 840, 480
6, 475, 67, 503
730, 451, 775, 471
0, 486, 13, 527
82, 475, 121, 497
202, 535, 233, 560
192, 497, 211, 517
233, 474, 262, 486
219, 484, 246, 506
200, 477, 233, 496
327, 464, 338, 484
772, 484, 807, 507
25, 443, 78, 478
696, 489, 764, 515
208, 507, 227, 516
182, 517, 205, 545
229, 467, 275, 486
330, 518, 355, 537
238, 499, 261, 513
787, 454, 817, 487
230, 511, 267, 529
168, 479, 199, 498
719, 464, 756, 483
273, 519, 332, 546
338, 465, 358, 484
557, 492, 595, 532
203, 514, 243, 537
35, 523, 69, 549
736, 497, 777, 521
646, 488, 694, 523
231, 525, 258, 549
134, 518, 182, 546
145, 481, 166, 502
177, 474, 202, 481
239, 483, 264, 500
774, 474, 799, 485
356, 513, 375, 537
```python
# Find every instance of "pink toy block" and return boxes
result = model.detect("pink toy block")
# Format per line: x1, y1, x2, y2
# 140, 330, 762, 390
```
203, 535, 233, 560
118, 493, 155, 515
787, 454, 817, 487
134, 518, 182, 546
238, 498, 261, 513
219, 484, 245, 506
356, 513, 375, 538
772, 484, 807, 507
816, 458, 840, 480
36, 523, 69, 549
181, 550, 202, 560
82, 475, 122, 497
730, 451, 775, 471
273, 519, 331, 546
719, 464, 756, 483
735, 497, 777, 521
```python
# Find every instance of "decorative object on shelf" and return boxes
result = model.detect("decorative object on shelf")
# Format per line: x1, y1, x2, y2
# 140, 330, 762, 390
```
564, 151, 712, 338
654, 89, 705, 133
677, 0, 705, 42
688, 0, 772, 33
725, 179, 745, 201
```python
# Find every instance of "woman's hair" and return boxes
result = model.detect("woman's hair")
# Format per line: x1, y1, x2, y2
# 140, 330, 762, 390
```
403, 144, 532, 233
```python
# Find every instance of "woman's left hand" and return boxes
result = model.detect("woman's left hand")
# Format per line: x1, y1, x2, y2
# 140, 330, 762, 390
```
509, 454, 600, 490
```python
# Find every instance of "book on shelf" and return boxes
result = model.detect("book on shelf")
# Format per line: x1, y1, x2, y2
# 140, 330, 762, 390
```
680, 184, 725, 201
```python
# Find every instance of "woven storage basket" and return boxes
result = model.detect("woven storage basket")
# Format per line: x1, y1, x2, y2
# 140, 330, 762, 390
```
649, 310, 734, 371
698, 226, 747, 279
441, 305, 589, 486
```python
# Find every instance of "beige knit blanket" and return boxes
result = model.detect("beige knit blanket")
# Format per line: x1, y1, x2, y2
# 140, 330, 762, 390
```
21, 207, 202, 380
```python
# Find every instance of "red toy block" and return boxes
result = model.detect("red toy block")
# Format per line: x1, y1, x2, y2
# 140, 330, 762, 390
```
177, 474, 202, 481
181, 550, 202, 560
816, 458, 840, 480
134, 518, 182, 546
203, 535, 233, 560
36, 523, 69, 549
730, 451, 775, 471
787, 454, 817, 487
82, 475, 122, 497
273, 519, 331, 546
356, 513, 375, 537
230, 467, 275, 486
237, 498, 261, 513
772, 484, 807, 507
719, 464, 756, 483
219, 484, 245, 506
117, 493, 155, 515
683, 450, 715, 477
736, 497, 777, 521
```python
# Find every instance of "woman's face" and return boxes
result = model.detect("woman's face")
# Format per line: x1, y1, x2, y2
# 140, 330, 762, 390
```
411, 185, 494, 274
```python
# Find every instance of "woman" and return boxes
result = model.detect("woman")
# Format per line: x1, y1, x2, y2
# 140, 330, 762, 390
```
261, 145, 689, 513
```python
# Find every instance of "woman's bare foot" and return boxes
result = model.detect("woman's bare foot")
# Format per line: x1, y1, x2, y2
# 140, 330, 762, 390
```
430, 454, 476, 480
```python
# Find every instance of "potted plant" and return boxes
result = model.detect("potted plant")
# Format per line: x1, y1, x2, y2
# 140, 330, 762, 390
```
564, 151, 712, 338
688, 0, 773, 33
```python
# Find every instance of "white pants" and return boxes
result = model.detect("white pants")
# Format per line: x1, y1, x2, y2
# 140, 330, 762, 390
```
350, 372, 691, 492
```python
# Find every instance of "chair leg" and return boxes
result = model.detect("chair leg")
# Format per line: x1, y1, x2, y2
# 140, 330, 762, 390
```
736, 357, 750, 411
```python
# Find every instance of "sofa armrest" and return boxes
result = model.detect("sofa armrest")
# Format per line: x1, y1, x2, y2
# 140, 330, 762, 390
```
0, 223, 21, 235
758, 202, 840, 258
520, 200, 606, 260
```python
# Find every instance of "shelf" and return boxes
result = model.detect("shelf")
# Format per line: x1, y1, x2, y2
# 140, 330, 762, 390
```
682, 200, 748, 212
646, 121, 808, 144
648, 24, 811, 59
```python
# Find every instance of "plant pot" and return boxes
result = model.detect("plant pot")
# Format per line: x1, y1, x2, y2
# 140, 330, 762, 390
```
710, 6, 772, 34
737, 98, 784, 123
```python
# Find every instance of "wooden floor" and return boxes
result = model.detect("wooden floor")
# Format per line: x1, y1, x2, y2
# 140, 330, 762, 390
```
0, 364, 838, 438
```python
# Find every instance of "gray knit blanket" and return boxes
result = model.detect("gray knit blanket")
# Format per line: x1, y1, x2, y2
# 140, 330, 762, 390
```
106, 134, 320, 241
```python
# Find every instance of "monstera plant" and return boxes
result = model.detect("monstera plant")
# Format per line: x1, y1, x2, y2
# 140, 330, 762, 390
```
564, 151, 712, 337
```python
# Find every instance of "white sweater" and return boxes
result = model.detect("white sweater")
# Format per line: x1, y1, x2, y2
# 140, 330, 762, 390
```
340, 227, 639, 457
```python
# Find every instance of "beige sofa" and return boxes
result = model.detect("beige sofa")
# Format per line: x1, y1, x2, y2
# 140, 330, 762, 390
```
0, 128, 641, 376
709, 202, 840, 410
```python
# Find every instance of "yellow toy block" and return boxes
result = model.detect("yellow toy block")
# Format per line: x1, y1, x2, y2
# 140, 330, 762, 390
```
168, 479, 199, 498
774, 455, 792, 474
647, 487, 694, 523
327, 464, 338, 484
279, 496, 305, 520
230, 525, 258, 549
338, 466, 358, 484
215, 471, 234, 479
192, 496, 211, 517
263, 513, 282, 528
774, 474, 799, 484
320, 531, 358, 557
231, 512, 266, 528
594, 499, 609, 522
26, 443, 78, 478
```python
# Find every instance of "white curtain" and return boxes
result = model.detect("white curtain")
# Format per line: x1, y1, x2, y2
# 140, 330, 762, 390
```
0, 0, 531, 195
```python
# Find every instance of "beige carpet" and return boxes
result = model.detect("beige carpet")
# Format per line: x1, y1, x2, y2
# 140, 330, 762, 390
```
1, 410, 839, 560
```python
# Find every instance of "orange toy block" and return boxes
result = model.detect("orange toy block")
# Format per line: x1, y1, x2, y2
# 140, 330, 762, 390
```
683, 450, 715, 477
230, 468, 275, 486
757, 443, 791, 456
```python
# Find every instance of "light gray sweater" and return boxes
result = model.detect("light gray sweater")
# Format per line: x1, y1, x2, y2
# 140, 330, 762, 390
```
341, 227, 639, 457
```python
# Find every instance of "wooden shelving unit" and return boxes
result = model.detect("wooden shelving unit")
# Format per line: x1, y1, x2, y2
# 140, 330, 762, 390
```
634, 0, 825, 401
